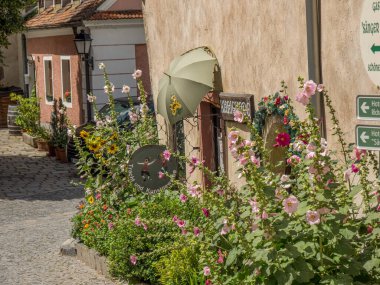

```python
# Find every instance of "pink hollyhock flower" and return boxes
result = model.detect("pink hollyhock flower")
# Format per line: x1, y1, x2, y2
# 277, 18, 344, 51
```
282, 195, 299, 214
317, 84, 324, 92
158, 171, 165, 179
132, 69, 142, 79
108, 222, 114, 230
274, 132, 291, 147
122, 85, 131, 94
193, 227, 200, 237
352, 147, 366, 161
188, 184, 202, 198
163, 150, 171, 161
202, 208, 210, 218
181, 229, 187, 235
283, 116, 289, 125
230, 147, 239, 159
203, 266, 211, 276
190, 156, 200, 165
284, 95, 289, 101
130, 255, 137, 265
344, 168, 352, 181
295, 91, 310, 106
323, 166, 330, 175
142, 223, 148, 231
261, 211, 269, 220
228, 130, 239, 144
95, 193, 101, 200
128, 111, 138, 123
217, 249, 224, 264
308, 165, 317, 175
275, 188, 284, 200
293, 141, 306, 152
351, 164, 360, 173
244, 139, 253, 147
306, 210, 320, 225
206, 280, 212, 285
233, 110, 244, 123
249, 199, 259, 213
172, 215, 178, 222
287, 155, 301, 165
367, 225, 373, 234
274, 97, 281, 105
176, 219, 186, 228
306, 152, 316, 160
179, 193, 188, 203
280, 175, 290, 183
303, 80, 317, 97
307, 143, 316, 152
239, 156, 249, 166
221, 225, 230, 235
250, 155, 260, 167
135, 216, 142, 226
216, 189, 224, 196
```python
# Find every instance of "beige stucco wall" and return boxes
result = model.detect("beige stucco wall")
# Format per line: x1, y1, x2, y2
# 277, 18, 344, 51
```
0, 34, 23, 88
321, 1, 378, 150
143, 0, 309, 185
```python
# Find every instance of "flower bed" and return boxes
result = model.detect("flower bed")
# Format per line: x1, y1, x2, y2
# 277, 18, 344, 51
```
71, 68, 380, 285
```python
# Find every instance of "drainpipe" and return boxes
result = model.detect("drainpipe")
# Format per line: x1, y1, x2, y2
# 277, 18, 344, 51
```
22, 34, 29, 97
305, 0, 326, 137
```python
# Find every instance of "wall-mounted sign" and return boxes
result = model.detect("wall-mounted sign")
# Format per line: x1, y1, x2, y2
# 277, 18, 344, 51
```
356, 125, 380, 150
219, 93, 254, 121
128, 145, 178, 194
360, 2, 380, 86
357, 95, 380, 120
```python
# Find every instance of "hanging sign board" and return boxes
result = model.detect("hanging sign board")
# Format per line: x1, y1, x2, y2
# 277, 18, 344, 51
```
219, 93, 254, 121
356, 125, 380, 150
128, 145, 178, 194
360, 2, 380, 86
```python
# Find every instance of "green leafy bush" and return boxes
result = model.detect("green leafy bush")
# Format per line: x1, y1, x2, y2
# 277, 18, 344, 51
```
10, 89, 40, 136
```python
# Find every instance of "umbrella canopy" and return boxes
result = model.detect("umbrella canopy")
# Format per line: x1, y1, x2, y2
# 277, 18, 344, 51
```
157, 47, 219, 125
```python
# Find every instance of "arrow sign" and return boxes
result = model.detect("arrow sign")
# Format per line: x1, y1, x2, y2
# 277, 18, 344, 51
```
356, 125, 380, 150
371, 43, 380, 54
357, 96, 380, 120
360, 131, 369, 143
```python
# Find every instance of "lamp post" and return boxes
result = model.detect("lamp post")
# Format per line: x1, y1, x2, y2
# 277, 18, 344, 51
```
74, 29, 93, 122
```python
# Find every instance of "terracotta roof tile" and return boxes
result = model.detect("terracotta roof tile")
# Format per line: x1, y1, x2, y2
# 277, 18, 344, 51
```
26, 0, 105, 29
87, 10, 143, 21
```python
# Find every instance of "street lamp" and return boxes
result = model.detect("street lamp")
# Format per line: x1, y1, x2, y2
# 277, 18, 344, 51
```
74, 29, 93, 122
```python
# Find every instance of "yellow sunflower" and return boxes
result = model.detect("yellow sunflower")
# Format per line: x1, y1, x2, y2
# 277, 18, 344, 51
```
80, 130, 89, 139
107, 144, 119, 154
87, 196, 94, 204
110, 132, 118, 141
88, 140, 101, 152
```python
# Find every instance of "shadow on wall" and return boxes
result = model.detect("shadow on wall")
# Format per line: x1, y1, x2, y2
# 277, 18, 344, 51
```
0, 154, 83, 201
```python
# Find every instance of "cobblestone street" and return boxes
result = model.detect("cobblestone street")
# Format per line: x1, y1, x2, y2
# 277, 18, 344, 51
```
0, 130, 116, 285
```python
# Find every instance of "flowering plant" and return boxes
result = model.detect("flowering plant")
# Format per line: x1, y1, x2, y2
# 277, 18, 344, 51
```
170, 78, 380, 284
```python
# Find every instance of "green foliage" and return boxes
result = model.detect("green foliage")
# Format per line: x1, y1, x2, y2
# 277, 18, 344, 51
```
0, 0, 36, 63
10, 89, 40, 136
153, 242, 202, 285
51, 98, 68, 148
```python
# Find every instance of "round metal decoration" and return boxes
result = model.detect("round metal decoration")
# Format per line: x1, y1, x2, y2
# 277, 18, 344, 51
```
128, 145, 178, 194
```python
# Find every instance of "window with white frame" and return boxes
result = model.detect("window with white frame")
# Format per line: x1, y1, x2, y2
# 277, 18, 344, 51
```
43, 56, 54, 103
61, 56, 72, 106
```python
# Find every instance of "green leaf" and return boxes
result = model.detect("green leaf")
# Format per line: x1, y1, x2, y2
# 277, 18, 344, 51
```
363, 258, 380, 272
339, 228, 356, 239
225, 248, 238, 267
293, 258, 314, 283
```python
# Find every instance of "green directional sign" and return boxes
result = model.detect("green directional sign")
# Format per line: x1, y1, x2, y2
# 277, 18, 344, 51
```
357, 96, 380, 120
356, 125, 380, 150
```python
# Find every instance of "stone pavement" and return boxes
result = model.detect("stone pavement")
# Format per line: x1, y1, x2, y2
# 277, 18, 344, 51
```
0, 129, 117, 285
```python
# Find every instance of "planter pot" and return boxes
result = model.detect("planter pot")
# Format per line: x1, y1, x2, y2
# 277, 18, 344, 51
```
48, 144, 56, 157
36, 139, 49, 152
55, 147, 68, 162
22, 132, 37, 148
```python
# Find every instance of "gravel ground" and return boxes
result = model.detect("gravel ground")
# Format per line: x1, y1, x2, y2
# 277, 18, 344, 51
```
0, 130, 117, 285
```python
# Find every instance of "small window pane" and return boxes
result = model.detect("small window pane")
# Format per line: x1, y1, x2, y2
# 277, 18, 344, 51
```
44, 59, 53, 102
61, 59, 71, 104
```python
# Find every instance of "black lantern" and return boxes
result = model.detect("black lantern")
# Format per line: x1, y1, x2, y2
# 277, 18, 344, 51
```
74, 29, 92, 56
74, 29, 93, 122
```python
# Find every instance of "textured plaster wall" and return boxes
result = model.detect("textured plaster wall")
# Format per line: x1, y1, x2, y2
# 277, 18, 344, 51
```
143, 0, 309, 184
321, 0, 377, 150
0, 34, 22, 87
